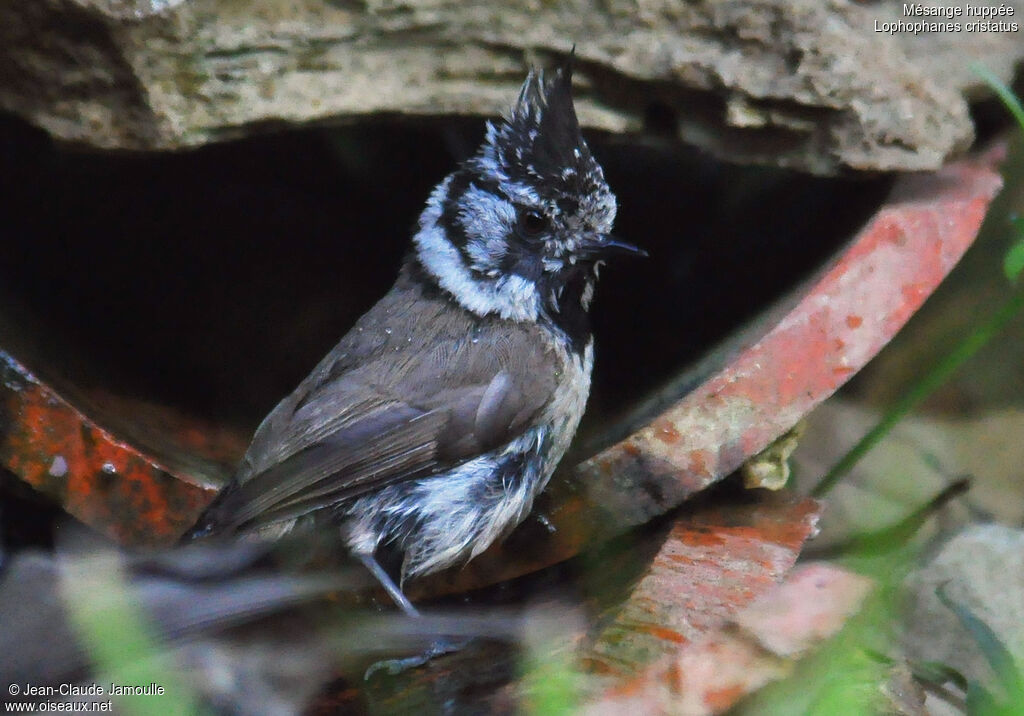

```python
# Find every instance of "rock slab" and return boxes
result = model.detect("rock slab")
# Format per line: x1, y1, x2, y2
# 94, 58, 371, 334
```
2, 0, 1022, 173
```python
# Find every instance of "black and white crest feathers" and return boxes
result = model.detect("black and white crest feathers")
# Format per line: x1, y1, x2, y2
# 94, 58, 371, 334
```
473, 64, 606, 210
493, 66, 584, 183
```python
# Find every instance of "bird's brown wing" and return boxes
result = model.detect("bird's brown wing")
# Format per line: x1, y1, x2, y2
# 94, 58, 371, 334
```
207, 400, 444, 530
195, 289, 558, 535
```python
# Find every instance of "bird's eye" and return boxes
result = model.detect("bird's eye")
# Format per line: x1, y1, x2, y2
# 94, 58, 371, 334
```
518, 210, 548, 238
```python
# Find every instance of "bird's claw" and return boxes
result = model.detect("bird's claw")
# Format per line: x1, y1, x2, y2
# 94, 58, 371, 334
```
364, 637, 468, 680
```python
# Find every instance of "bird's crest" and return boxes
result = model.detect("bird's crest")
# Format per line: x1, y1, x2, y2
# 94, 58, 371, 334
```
473, 61, 601, 203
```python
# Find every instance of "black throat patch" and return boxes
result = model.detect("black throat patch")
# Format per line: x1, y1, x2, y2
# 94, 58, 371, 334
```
540, 269, 594, 356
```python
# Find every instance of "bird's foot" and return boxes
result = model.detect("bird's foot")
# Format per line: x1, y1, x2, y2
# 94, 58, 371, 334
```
364, 636, 469, 680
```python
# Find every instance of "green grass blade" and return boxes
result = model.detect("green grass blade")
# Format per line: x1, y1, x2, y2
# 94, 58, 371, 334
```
1005, 215, 1024, 283
59, 552, 206, 716
937, 584, 1024, 708
972, 63, 1024, 134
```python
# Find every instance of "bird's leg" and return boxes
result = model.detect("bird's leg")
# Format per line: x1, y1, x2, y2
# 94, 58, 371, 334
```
357, 552, 420, 617
357, 552, 467, 679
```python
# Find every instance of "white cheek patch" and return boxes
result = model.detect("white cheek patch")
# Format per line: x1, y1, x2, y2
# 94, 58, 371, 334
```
460, 185, 516, 237
496, 274, 540, 311
414, 175, 540, 322
459, 185, 515, 272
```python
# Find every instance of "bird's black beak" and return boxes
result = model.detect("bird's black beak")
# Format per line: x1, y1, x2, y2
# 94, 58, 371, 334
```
579, 233, 648, 260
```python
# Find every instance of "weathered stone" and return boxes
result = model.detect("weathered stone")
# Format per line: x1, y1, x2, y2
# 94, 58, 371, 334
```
1, 0, 1020, 173
901, 523, 1024, 687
